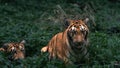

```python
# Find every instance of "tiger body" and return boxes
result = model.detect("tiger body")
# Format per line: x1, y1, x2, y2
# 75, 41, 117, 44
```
46, 32, 70, 62
41, 19, 89, 64
0, 40, 25, 60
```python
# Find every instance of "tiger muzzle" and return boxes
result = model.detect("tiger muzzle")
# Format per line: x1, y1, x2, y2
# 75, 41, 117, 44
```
74, 35, 84, 42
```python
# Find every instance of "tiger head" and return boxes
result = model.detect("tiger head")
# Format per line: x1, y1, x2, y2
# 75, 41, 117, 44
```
66, 18, 89, 46
0, 40, 25, 52
0, 40, 25, 60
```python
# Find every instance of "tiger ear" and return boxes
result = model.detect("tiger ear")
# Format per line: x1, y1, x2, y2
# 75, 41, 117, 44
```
0, 48, 5, 51
64, 19, 72, 28
83, 18, 89, 24
3, 43, 9, 49
4, 43, 9, 46
20, 40, 26, 44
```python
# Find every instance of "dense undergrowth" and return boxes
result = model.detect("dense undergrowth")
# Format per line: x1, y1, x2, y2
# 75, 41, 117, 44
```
0, 0, 120, 68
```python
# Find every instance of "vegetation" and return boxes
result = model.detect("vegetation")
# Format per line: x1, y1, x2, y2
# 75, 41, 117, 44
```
0, 0, 120, 68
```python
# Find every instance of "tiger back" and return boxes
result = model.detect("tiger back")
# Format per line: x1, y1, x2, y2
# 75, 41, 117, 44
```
41, 18, 89, 64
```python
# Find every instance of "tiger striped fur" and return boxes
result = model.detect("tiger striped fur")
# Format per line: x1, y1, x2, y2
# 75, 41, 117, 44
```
0, 40, 25, 60
41, 18, 89, 64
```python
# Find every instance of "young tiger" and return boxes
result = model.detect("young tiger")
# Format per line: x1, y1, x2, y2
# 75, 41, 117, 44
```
0, 40, 25, 60
41, 18, 89, 64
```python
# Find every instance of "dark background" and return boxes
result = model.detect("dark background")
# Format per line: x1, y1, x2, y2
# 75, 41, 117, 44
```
0, 0, 120, 68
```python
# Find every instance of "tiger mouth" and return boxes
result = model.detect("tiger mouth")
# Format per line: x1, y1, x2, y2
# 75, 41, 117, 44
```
72, 42, 85, 48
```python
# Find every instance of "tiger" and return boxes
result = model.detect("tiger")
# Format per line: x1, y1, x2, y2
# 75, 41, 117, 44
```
0, 40, 25, 60
41, 18, 89, 64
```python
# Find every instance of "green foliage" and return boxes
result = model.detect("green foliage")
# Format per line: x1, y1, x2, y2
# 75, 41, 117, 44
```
0, 0, 120, 68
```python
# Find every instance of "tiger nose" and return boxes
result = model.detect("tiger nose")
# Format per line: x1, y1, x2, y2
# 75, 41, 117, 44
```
77, 36, 84, 42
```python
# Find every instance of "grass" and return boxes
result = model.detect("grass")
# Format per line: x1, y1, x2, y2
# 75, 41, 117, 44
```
0, 0, 120, 68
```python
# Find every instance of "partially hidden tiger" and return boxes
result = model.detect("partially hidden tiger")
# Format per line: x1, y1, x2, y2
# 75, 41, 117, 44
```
41, 18, 90, 64
0, 40, 25, 61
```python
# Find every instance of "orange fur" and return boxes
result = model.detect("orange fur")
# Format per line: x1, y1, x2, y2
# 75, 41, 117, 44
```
0, 40, 25, 60
41, 19, 89, 64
